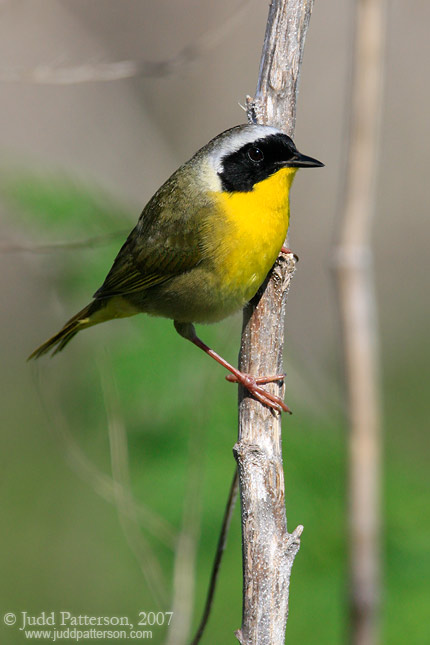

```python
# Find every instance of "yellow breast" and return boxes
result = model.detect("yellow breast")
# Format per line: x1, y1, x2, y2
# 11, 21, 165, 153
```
208, 167, 297, 305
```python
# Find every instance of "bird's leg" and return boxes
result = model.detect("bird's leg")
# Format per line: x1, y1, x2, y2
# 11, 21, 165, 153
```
174, 322, 291, 414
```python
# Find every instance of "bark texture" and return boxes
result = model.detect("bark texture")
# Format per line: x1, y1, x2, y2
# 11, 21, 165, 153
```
235, 2, 315, 643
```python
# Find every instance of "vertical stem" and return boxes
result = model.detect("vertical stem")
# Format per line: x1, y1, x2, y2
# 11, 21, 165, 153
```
235, 2, 315, 643
334, 0, 386, 643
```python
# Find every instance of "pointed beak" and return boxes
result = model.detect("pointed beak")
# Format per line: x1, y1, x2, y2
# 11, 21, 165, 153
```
284, 151, 324, 168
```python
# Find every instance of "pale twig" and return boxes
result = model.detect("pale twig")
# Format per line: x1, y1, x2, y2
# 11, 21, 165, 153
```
164, 428, 204, 645
235, 1, 315, 643
100, 357, 169, 608
332, 0, 386, 643
0, 0, 249, 85
164, 525, 197, 645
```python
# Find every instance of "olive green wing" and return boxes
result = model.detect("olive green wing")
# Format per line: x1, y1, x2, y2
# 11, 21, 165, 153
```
94, 181, 211, 299
94, 232, 202, 298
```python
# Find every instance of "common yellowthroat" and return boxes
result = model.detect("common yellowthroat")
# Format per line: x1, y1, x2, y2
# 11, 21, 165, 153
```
29, 124, 323, 412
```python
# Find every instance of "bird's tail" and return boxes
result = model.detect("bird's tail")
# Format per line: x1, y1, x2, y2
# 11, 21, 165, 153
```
28, 300, 105, 360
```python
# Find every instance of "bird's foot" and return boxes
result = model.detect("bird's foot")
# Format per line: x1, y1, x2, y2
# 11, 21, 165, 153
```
225, 372, 291, 414
178, 324, 292, 414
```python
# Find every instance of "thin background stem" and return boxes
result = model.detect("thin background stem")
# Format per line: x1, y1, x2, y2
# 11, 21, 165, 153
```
190, 470, 239, 645
0, 0, 249, 84
333, 0, 386, 643
100, 359, 169, 608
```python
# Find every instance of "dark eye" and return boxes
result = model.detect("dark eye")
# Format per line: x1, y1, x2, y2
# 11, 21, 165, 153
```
248, 146, 264, 162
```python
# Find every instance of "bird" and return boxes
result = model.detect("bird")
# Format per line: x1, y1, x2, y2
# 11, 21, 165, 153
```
28, 124, 323, 412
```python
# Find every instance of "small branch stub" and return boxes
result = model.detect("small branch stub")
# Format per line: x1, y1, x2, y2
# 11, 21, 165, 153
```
233, 440, 303, 645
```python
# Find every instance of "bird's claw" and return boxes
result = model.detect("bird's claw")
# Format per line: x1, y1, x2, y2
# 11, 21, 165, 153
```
225, 373, 285, 386
225, 372, 291, 414
280, 246, 299, 263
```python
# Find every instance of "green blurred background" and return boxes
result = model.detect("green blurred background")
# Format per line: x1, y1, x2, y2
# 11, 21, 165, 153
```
1, 1, 429, 643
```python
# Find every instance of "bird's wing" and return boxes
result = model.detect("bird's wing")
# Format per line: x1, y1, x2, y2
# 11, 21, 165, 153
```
94, 184, 211, 299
